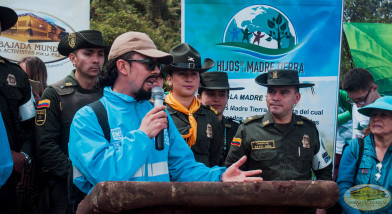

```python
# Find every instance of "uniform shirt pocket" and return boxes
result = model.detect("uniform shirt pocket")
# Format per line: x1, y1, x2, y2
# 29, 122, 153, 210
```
298, 147, 314, 161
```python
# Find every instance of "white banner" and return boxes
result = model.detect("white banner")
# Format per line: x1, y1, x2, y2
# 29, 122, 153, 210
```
0, 0, 90, 84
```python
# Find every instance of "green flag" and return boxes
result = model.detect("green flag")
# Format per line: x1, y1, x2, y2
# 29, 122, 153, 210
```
344, 23, 392, 95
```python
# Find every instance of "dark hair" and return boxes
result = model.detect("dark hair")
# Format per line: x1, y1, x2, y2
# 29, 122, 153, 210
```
97, 52, 135, 89
197, 87, 205, 96
343, 68, 374, 92
19, 56, 47, 95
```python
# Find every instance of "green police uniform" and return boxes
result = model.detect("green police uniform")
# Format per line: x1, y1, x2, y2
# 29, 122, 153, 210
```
225, 111, 332, 181
166, 104, 222, 167
197, 71, 245, 167
35, 70, 102, 179
219, 117, 240, 166
34, 71, 102, 213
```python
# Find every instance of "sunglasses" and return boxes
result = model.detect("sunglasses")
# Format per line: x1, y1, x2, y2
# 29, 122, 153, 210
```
375, 162, 382, 182
126, 59, 162, 71
346, 83, 374, 105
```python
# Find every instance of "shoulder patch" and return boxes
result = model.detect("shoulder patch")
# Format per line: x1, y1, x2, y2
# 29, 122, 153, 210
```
243, 115, 263, 124
35, 109, 46, 126
37, 99, 51, 108
231, 137, 242, 147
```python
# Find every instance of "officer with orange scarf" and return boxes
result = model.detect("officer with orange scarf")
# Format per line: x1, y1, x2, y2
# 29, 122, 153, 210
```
162, 43, 222, 167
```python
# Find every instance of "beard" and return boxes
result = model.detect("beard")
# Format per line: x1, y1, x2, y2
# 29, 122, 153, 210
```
134, 87, 152, 101
133, 75, 158, 101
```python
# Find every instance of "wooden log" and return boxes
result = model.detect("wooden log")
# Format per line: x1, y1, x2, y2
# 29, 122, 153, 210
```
77, 180, 339, 214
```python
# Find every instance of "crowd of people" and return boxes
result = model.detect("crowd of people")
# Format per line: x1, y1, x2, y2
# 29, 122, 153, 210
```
1, 5, 392, 214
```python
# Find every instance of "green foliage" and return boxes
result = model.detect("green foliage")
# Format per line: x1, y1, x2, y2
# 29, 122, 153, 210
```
344, 0, 392, 23
90, 0, 180, 53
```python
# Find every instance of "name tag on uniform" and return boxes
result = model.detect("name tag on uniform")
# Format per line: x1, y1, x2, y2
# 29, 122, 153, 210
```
251, 140, 275, 150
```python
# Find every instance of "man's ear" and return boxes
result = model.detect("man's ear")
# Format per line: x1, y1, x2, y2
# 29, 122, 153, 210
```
197, 94, 201, 100
295, 92, 301, 104
69, 53, 77, 65
116, 59, 129, 76
373, 84, 379, 91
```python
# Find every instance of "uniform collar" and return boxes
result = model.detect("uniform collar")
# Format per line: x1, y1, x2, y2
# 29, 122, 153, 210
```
262, 111, 303, 127
62, 70, 79, 88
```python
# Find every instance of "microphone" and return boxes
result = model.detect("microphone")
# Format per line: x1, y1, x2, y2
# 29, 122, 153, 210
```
152, 86, 165, 151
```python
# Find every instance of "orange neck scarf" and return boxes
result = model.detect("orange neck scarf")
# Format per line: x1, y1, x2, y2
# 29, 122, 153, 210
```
165, 91, 200, 147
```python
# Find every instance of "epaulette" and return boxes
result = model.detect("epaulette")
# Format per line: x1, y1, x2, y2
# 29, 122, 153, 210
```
0, 57, 22, 69
243, 115, 263, 124
200, 104, 218, 114
0, 56, 8, 64
298, 115, 317, 127
50, 78, 75, 96
209, 106, 217, 114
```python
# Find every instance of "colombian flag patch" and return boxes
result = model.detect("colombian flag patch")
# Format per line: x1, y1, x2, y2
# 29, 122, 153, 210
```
231, 137, 242, 147
37, 99, 50, 108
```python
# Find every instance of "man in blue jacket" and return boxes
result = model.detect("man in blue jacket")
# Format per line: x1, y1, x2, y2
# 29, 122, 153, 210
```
68, 31, 262, 194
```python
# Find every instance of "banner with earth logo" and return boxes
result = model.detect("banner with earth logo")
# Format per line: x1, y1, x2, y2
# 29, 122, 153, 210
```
183, 0, 343, 159
0, 0, 90, 84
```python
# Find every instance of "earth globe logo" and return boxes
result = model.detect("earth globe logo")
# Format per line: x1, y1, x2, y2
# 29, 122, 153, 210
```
218, 5, 300, 60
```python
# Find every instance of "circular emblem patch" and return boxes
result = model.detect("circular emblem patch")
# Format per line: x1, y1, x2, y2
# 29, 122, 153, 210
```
7, 74, 17, 86
344, 184, 391, 211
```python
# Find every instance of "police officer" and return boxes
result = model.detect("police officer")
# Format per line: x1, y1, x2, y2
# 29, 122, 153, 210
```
35, 30, 109, 213
162, 43, 222, 167
197, 71, 244, 166
225, 69, 332, 182
0, 6, 36, 213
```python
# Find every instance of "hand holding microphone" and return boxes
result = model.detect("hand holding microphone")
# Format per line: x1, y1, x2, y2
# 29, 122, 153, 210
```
139, 86, 167, 150
152, 86, 166, 151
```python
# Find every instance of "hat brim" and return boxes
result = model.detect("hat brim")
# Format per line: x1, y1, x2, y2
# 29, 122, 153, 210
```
0, 6, 18, 31
136, 49, 173, 64
161, 58, 214, 74
358, 98, 392, 117
200, 86, 245, 90
255, 73, 315, 88
58, 34, 111, 56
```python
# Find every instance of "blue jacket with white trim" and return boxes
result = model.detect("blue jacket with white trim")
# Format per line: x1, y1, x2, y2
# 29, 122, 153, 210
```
68, 87, 226, 193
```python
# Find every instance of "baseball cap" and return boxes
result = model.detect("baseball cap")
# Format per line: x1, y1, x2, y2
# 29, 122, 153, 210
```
108, 31, 173, 64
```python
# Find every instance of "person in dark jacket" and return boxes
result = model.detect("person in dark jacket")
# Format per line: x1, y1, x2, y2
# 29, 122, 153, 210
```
34, 30, 109, 214
225, 69, 332, 213
0, 6, 36, 214
161, 43, 222, 167
197, 71, 244, 166
225, 69, 332, 181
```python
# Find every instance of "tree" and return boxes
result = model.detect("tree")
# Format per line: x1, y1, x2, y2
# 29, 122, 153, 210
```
266, 14, 290, 49
90, 0, 181, 52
